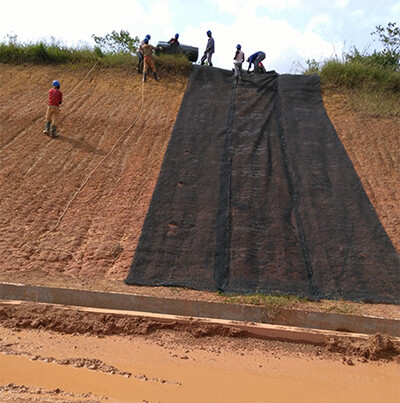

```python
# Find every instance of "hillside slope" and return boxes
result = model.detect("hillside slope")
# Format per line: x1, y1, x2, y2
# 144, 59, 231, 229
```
0, 65, 398, 293
0, 64, 187, 280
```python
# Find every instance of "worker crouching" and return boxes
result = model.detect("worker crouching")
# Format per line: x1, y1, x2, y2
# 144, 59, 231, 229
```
141, 38, 160, 82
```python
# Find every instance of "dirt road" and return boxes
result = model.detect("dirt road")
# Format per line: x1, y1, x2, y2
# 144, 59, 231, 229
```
0, 303, 399, 403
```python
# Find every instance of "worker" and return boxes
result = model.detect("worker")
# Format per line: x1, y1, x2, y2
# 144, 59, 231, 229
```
43, 80, 63, 138
247, 51, 266, 73
233, 44, 245, 84
137, 34, 151, 73
141, 38, 160, 82
200, 30, 215, 66
168, 33, 180, 47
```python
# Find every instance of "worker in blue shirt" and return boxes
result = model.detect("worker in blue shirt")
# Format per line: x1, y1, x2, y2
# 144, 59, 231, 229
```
247, 51, 266, 73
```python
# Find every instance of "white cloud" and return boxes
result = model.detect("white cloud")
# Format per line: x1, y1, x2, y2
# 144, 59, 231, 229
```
334, 0, 349, 9
0, 0, 174, 47
392, 1, 400, 15
307, 14, 332, 34
204, 0, 303, 16
181, 11, 341, 74
0, 0, 367, 73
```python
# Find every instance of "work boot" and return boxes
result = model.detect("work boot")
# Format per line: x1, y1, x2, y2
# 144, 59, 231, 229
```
142, 73, 147, 83
43, 121, 50, 135
50, 125, 59, 138
153, 72, 160, 81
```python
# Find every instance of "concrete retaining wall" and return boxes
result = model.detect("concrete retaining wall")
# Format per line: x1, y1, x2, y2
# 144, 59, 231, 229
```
0, 282, 398, 337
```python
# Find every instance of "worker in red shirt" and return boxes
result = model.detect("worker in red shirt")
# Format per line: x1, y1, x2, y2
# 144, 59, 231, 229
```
44, 80, 63, 138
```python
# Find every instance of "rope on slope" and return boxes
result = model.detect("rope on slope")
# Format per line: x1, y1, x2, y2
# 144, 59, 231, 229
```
39, 81, 146, 240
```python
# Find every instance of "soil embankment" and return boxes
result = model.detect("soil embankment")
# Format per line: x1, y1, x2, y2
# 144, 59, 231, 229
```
0, 64, 187, 280
0, 64, 399, 310
1, 65, 399, 285
0, 64, 399, 402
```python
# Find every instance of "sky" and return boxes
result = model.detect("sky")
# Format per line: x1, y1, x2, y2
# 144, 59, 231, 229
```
1, 0, 399, 73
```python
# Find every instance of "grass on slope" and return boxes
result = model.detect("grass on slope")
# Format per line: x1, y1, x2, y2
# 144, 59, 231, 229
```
0, 41, 192, 75
307, 59, 400, 117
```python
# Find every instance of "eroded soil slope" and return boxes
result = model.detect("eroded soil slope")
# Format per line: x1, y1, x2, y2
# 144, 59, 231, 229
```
323, 92, 400, 252
0, 64, 187, 280
0, 66, 398, 297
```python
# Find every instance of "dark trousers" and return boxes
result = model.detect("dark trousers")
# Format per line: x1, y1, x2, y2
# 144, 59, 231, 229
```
137, 52, 144, 72
200, 52, 213, 66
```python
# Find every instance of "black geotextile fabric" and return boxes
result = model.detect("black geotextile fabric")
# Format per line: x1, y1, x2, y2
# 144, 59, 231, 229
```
125, 66, 400, 303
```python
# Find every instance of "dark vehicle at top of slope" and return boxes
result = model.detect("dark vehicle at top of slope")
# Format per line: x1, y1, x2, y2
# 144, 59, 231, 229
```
156, 41, 198, 62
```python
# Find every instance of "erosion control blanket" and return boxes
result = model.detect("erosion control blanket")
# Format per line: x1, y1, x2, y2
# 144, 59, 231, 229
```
126, 66, 400, 303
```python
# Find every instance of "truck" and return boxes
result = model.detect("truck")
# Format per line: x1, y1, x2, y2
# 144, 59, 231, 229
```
156, 41, 198, 63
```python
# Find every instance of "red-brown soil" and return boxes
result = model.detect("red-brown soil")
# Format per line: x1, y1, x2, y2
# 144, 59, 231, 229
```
323, 92, 400, 252
1, 64, 399, 402
1, 65, 399, 318
0, 64, 187, 280
0, 302, 399, 402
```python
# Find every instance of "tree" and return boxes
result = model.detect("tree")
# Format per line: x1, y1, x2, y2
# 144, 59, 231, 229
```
371, 22, 400, 57
92, 30, 139, 54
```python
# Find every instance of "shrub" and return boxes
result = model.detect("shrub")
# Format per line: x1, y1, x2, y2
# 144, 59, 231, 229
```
154, 53, 192, 75
319, 59, 400, 93
92, 30, 139, 54
0, 38, 193, 78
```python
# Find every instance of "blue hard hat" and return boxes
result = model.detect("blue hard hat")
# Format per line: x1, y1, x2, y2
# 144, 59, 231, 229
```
207, 30, 212, 36
144, 38, 149, 44
175, 33, 179, 38
52, 80, 60, 88
145, 34, 151, 40
236, 44, 241, 49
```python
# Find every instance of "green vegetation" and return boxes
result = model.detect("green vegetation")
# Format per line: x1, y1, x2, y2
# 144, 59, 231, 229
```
325, 302, 358, 315
92, 30, 139, 54
0, 31, 192, 75
222, 293, 306, 317
0, 39, 97, 65
304, 22, 400, 116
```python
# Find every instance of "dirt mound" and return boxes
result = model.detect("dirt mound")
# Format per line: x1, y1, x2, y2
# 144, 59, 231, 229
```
326, 333, 400, 362
0, 302, 245, 339
1, 302, 399, 363
0, 383, 105, 402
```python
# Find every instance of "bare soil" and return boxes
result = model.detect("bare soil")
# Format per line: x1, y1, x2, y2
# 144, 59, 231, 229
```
0, 302, 399, 402
322, 91, 400, 252
0, 65, 399, 318
0, 64, 186, 281
0, 65, 399, 401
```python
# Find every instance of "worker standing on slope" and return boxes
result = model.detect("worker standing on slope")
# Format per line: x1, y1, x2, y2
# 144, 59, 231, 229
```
233, 44, 245, 84
247, 51, 266, 73
141, 38, 161, 82
200, 30, 215, 66
43, 80, 62, 138
137, 34, 151, 73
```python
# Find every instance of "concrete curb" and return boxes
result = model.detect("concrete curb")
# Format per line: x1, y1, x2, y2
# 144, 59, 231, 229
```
0, 282, 399, 337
